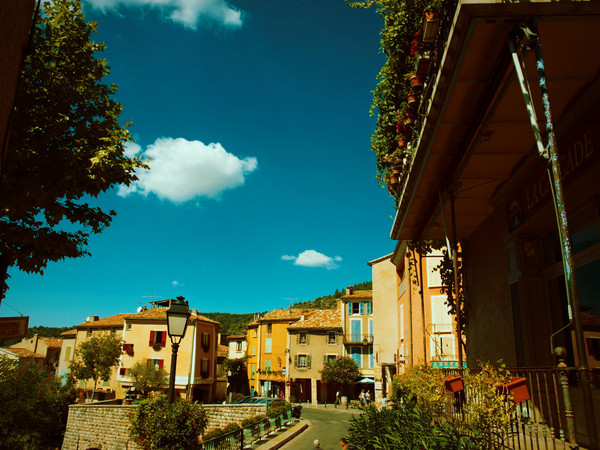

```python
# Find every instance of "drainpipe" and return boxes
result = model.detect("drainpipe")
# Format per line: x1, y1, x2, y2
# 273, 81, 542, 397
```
407, 254, 414, 367
450, 193, 463, 369
418, 249, 427, 364
509, 25, 598, 449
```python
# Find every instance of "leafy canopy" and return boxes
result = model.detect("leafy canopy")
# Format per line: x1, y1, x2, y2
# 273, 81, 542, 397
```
321, 356, 361, 392
0, 0, 147, 293
129, 359, 168, 399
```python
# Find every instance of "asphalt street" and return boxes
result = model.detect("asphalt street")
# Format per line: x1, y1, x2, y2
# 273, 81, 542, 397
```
279, 405, 360, 450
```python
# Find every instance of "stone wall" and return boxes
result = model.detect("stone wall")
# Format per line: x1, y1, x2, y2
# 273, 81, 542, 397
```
62, 403, 266, 449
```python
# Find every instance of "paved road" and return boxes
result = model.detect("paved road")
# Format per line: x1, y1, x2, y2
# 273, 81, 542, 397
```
279, 406, 360, 450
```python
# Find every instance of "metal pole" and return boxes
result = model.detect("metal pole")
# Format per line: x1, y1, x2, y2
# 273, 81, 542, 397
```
168, 341, 179, 402
555, 347, 577, 447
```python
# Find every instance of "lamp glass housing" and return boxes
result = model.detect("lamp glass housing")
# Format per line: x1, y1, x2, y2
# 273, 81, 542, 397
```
167, 299, 190, 340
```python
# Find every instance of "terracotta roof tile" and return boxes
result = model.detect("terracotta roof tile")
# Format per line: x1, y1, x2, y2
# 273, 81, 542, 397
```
2, 347, 44, 358
75, 308, 220, 329
61, 329, 77, 337
40, 337, 62, 348
258, 308, 311, 322
340, 290, 372, 300
288, 310, 342, 330
367, 254, 393, 266
74, 314, 128, 328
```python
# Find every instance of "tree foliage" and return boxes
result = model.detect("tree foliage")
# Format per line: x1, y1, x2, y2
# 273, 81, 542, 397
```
293, 281, 372, 310
130, 395, 207, 450
0, 359, 76, 449
0, 0, 147, 295
223, 356, 248, 376
129, 359, 168, 399
321, 356, 361, 394
200, 312, 256, 335
69, 332, 121, 400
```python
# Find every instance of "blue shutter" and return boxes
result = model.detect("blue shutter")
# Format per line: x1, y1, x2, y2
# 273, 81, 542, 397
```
366, 302, 372, 315
359, 302, 364, 315
348, 302, 352, 315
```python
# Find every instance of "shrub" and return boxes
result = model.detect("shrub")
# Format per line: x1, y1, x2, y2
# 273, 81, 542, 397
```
268, 405, 287, 417
130, 394, 207, 449
222, 423, 240, 433
391, 364, 447, 414
202, 428, 224, 441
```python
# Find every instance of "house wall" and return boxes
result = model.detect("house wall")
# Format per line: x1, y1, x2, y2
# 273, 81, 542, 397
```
57, 336, 75, 382
246, 324, 259, 394
228, 339, 247, 359
62, 403, 266, 450
341, 296, 374, 376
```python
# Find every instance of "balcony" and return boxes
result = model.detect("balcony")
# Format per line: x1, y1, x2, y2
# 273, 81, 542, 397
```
343, 334, 373, 345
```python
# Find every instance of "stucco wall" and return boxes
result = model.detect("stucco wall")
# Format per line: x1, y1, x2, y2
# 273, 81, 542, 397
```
62, 403, 266, 449
464, 209, 517, 366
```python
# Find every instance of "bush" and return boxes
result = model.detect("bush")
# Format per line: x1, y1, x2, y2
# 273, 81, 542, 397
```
222, 423, 240, 433
268, 404, 287, 417
202, 427, 225, 441
241, 414, 266, 427
130, 395, 207, 449
391, 364, 447, 414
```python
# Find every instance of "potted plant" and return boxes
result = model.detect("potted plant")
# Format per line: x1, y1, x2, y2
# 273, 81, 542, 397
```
497, 377, 530, 404
422, 10, 440, 42
407, 91, 420, 105
409, 74, 425, 91
444, 375, 464, 392
415, 51, 431, 76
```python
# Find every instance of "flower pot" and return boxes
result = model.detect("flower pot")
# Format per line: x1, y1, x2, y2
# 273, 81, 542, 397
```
445, 375, 464, 393
407, 91, 420, 105
403, 112, 416, 126
415, 52, 431, 76
398, 136, 407, 148
422, 11, 440, 43
389, 173, 399, 186
409, 74, 425, 91
498, 377, 530, 404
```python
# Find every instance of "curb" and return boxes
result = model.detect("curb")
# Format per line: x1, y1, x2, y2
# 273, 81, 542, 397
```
255, 419, 310, 449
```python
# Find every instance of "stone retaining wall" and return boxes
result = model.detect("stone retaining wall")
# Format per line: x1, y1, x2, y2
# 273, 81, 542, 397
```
61, 403, 266, 449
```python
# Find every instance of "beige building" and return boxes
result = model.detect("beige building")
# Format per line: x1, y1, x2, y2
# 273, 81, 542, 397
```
227, 334, 247, 359
57, 329, 77, 382
339, 289, 374, 380
287, 309, 343, 404
368, 255, 399, 402
70, 299, 220, 402
9, 334, 62, 375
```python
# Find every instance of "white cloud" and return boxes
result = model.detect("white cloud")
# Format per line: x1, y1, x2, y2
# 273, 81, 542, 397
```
118, 137, 257, 203
85, 0, 243, 29
281, 250, 342, 270
172, 280, 182, 287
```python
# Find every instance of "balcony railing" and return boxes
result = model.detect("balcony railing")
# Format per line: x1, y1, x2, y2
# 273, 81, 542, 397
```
343, 334, 373, 345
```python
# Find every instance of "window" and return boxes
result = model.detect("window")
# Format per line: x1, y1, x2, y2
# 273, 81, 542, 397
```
350, 319, 362, 342
64, 346, 72, 361
147, 359, 164, 369
123, 343, 134, 355
266, 323, 272, 334
431, 295, 452, 333
201, 358, 209, 377
298, 333, 308, 344
112, 327, 119, 334
265, 337, 272, 353
348, 302, 362, 314
399, 304, 404, 340
367, 346, 374, 369
350, 347, 362, 368
426, 254, 444, 287
252, 345, 256, 356
202, 332, 210, 349
327, 332, 336, 344
126, 323, 132, 331
119, 367, 127, 376
251, 364, 256, 379
264, 359, 272, 372
253, 329, 258, 338
323, 354, 337, 365
86, 329, 92, 338
295, 354, 311, 369
149, 330, 167, 348
236, 341, 243, 351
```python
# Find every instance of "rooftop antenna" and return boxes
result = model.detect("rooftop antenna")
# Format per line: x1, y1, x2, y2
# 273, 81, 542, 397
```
284, 297, 298, 309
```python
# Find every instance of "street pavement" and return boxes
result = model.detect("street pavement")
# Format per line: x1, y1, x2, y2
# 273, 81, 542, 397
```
278, 405, 360, 450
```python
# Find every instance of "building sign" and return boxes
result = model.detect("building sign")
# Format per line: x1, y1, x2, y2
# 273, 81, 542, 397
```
0, 316, 28, 339
431, 360, 467, 369
510, 105, 600, 229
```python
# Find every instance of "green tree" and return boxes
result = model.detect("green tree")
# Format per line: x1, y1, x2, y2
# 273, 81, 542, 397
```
0, 359, 76, 449
130, 395, 208, 449
321, 356, 360, 396
129, 359, 168, 399
70, 332, 122, 401
0, 0, 147, 296
223, 356, 248, 376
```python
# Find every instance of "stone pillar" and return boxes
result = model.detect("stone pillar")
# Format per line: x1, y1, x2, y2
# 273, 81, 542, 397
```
311, 378, 318, 405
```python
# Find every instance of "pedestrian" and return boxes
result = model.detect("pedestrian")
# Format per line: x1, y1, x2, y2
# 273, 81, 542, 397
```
359, 388, 365, 406
381, 394, 387, 409
365, 389, 371, 405
335, 390, 340, 405
313, 438, 321, 448
340, 437, 349, 449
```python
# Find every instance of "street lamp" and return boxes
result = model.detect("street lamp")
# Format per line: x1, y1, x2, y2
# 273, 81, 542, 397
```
166, 296, 190, 402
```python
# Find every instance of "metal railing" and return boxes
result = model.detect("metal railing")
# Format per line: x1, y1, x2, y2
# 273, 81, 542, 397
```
343, 334, 374, 344
441, 367, 599, 449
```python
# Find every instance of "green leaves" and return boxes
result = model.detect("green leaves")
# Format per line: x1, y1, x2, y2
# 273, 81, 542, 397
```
321, 356, 360, 390
0, 0, 148, 294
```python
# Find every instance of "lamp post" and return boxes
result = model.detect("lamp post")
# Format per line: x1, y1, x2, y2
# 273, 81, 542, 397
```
166, 296, 190, 403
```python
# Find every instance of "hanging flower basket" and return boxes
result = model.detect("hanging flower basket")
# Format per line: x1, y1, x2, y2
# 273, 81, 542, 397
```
407, 91, 420, 105
445, 375, 464, 393
415, 52, 431, 76
398, 136, 408, 148
409, 74, 425, 91
497, 377, 530, 404
422, 11, 440, 43
403, 112, 417, 126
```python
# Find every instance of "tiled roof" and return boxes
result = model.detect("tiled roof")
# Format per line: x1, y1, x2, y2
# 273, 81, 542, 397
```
340, 290, 372, 300
74, 314, 128, 328
227, 335, 246, 340
61, 329, 77, 337
218, 345, 229, 357
288, 309, 341, 330
40, 337, 62, 348
258, 308, 310, 322
1, 347, 44, 358
367, 254, 393, 266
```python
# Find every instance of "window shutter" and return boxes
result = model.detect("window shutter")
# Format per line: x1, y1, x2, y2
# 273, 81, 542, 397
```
323, 355, 327, 366
119, 368, 126, 376
161, 331, 167, 347
149, 331, 155, 347
294, 355, 298, 368
348, 302, 352, 315
306, 334, 310, 344
306, 355, 311, 369
146, 359, 151, 367
359, 302, 364, 314
158, 359, 164, 369
366, 302, 372, 315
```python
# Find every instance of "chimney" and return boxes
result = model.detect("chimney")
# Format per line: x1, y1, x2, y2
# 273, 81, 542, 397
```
254, 313, 261, 321
192, 308, 198, 316
346, 286, 353, 296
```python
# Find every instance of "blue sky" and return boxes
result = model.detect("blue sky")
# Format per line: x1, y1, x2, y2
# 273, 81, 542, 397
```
1, 0, 396, 327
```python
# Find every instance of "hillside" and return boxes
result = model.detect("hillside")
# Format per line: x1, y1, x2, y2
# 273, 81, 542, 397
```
292, 281, 372, 310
